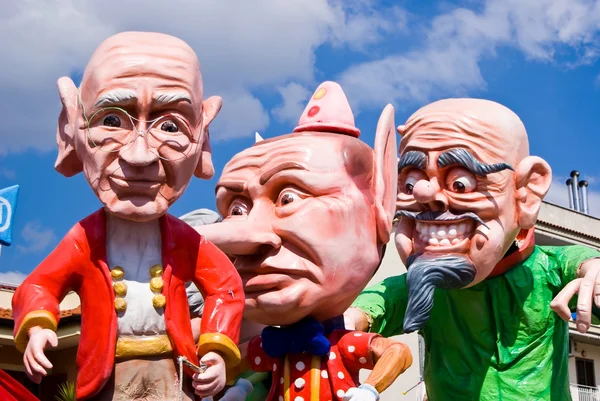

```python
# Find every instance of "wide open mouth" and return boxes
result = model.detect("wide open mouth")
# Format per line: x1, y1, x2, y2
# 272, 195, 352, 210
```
396, 210, 487, 251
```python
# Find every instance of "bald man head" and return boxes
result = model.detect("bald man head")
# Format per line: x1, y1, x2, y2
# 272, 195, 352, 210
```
54, 31, 221, 222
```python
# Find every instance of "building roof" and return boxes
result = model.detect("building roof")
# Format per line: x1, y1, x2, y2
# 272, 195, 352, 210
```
0, 306, 81, 324
536, 201, 600, 249
0, 283, 17, 291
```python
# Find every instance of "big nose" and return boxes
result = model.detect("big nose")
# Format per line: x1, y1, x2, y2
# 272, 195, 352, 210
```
119, 135, 159, 166
202, 219, 282, 257
412, 180, 448, 211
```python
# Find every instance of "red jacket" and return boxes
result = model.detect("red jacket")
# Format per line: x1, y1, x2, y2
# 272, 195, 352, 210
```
12, 208, 244, 400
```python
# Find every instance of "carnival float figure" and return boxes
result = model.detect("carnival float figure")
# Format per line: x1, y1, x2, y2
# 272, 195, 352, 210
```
11, 32, 244, 401
193, 82, 413, 401
344, 98, 600, 400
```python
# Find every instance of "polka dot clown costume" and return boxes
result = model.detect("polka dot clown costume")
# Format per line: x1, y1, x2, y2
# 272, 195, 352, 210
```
207, 81, 413, 401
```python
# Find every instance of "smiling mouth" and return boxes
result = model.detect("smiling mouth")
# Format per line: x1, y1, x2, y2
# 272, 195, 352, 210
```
415, 219, 475, 247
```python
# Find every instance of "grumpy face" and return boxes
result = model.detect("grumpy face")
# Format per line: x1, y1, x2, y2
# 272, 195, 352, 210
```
393, 98, 552, 332
213, 134, 385, 325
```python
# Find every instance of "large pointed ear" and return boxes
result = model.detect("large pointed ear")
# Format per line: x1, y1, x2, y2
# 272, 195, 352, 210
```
373, 104, 398, 244
515, 156, 552, 229
55, 77, 83, 177
194, 96, 222, 179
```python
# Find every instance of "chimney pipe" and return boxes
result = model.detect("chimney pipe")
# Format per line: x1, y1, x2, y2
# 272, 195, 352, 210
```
571, 170, 581, 212
579, 180, 589, 214
566, 179, 575, 209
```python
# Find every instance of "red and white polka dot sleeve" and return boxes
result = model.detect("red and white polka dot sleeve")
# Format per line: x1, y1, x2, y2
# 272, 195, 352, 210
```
337, 331, 379, 372
246, 336, 277, 372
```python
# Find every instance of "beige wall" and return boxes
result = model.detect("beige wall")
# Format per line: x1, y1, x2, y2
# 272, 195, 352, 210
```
0, 288, 81, 310
358, 238, 421, 401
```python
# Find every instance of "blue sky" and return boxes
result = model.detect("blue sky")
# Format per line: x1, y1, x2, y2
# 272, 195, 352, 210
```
1, 0, 599, 284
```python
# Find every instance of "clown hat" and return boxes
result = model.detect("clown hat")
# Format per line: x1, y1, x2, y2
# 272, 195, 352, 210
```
293, 81, 360, 138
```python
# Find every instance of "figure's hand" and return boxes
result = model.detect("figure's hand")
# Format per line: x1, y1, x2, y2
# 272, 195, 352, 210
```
342, 384, 380, 401
551, 259, 600, 333
343, 307, 370, 332
204, 378, 253, 401
193, 352, 227, 398
23, 326, 58, 383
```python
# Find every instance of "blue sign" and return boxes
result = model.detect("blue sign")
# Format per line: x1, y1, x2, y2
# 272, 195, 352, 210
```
0, 185, 20, 246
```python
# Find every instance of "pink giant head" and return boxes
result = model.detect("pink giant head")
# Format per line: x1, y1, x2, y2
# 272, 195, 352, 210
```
394, 98, 552, 332
200, 82, 397, 325
55, 31, 220, 222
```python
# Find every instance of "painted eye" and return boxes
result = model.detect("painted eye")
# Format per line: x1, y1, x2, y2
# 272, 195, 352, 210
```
402, 170, 426, 195
446, 168, 477, 193
228, 200, 249, 216
160, 120, 179, 133
103, 115, 121, 127
276, 190, 301, 207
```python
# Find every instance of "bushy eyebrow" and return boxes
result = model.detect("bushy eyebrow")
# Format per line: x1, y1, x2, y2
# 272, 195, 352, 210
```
398, 151, 427, 172
215, 181, 245, 194
437, 148, 513, 176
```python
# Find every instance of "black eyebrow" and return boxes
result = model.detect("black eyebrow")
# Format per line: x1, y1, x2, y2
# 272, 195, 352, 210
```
437, 148, 513, 176
398, 151, 427, 172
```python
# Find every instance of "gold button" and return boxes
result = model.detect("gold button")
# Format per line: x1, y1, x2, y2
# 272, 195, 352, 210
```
111, 266, 124, 280
113, 281, 127, 296
152, 294, 166, 308
149, 264, 164, 278
150, 277, 164, 293
114, 298, 127, 312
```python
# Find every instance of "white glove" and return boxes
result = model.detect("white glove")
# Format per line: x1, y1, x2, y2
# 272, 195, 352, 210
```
342, 383, 380, 401
203, 378, 253, 401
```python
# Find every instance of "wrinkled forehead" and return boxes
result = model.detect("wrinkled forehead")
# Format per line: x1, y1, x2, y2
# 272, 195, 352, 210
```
220, 134, 346, 181
400, 112, 521, 164
80, 37, 203, 107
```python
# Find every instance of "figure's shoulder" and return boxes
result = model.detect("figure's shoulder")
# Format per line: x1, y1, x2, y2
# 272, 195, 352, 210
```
529, 244, 600, 266
65, 208, 105, 245
164, 213, 203, 241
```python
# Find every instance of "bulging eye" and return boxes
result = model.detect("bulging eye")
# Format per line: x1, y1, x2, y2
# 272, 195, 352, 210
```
103, 115, 121, 127
160, 120, 179, 133
446, 168, 477, 193
228, 200, 249, 217
401, 170, 427, 195
276, 189, 302, 207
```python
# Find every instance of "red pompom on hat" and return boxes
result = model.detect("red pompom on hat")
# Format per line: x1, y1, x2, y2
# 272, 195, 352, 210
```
293, 81, 360, 138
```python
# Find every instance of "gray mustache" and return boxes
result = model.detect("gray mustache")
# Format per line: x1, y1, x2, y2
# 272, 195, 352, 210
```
395, 210, 489, 229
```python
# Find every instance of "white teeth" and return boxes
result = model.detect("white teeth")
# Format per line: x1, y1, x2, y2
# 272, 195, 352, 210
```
448, 225, 457, 238
414, 220, 475, 247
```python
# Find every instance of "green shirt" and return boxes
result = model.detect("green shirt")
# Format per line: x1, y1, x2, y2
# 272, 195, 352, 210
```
352, 245, 600, 401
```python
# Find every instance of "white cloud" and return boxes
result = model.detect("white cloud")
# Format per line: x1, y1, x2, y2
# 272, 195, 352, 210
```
545, 177, 600, 218
272, 82, 313, 125
339, 0, 600, 113
0, 271, 27, 285
0, 0, 403, 153
16, 221, 57, 254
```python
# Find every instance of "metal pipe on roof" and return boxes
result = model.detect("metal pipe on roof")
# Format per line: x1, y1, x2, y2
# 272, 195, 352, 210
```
571, 171, 581, 212
579, 180, 589, 215
566, 179, 575, 210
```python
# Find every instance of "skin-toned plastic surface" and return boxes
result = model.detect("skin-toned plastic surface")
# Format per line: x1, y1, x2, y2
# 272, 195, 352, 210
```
11, 31, 243, 400
351, 98, 600, 400
196, 82, 412, 401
